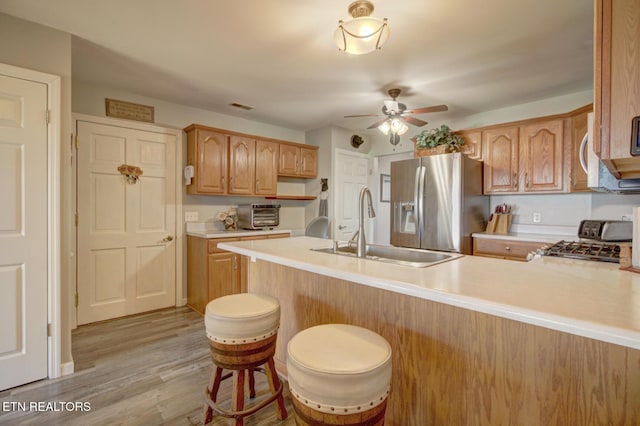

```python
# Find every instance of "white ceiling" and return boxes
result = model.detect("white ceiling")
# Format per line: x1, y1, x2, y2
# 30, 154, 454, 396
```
0, 0, 594, 132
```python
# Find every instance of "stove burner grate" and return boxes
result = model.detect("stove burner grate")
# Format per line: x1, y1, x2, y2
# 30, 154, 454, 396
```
543, 240, 621, 263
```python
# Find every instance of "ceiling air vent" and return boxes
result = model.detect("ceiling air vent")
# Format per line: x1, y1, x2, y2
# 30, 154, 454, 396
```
229, 103, 254, 111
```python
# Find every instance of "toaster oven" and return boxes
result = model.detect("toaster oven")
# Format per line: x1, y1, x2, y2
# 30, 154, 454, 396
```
237, 204, 281, 229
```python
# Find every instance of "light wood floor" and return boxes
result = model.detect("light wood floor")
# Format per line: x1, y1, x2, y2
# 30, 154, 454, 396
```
0, 306, 296, 425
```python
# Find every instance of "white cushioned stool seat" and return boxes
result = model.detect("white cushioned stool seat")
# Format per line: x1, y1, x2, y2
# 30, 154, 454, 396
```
287, 324, 392, 415
205, 293, 280, 344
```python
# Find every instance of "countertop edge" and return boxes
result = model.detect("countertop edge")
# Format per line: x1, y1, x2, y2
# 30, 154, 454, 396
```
186, 229, 292, 239
219, 239, 640, 351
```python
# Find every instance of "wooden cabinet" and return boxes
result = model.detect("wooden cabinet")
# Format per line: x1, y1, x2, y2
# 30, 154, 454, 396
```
186, 127, 227, 195
483, 126, 520, 193
278, 143, 318, 178
255, 140, 279, 195
228, 135, 255, 195
520, 119, 564, 192
457, 129, 483, 160
568, 108, 590, 191
186, 124, 316, 196
187, 233, 290, 314
473, 237, 545, 261
207, 252, 241, 300
483, 120, 564, 194
594, 0, 640, 178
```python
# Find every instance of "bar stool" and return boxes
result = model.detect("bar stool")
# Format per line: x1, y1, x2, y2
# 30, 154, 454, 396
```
203, 293, 287, 425
286, 324, 392, 425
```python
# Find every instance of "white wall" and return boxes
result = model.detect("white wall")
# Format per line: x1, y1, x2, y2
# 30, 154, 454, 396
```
73, 80, 310, 232
367, 90, 594, 157
370, 151, 413, 245
0, 13, 74, 366
304, 126, 372, 237
365, 89, 640, 240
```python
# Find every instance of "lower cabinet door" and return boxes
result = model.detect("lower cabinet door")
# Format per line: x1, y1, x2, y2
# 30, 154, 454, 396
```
207, 252, 241, 300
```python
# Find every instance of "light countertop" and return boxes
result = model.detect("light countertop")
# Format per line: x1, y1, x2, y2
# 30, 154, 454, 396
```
218, 236, 640, 350
472, 223, 578, 243
185, 222, 292, 239
472, 232, 571, 244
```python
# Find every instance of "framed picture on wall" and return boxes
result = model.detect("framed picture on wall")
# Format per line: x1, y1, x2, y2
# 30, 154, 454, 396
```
380, 174, 391, 202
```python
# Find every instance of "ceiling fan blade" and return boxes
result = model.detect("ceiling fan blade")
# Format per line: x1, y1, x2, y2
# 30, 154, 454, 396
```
402, 116, 428, 127
344, 113, 385, 118
404, 104, 449, 115
367, 117, 390, 130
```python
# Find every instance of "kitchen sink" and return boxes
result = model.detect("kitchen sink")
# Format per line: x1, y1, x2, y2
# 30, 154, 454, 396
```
311, 243, 462, 268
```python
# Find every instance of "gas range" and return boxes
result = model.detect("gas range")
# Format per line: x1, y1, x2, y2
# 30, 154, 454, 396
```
541, 219, 632, 264
542, 240, 622, 263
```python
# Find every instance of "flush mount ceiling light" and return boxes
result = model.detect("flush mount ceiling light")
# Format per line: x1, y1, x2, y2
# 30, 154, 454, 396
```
333, 1, 389, 55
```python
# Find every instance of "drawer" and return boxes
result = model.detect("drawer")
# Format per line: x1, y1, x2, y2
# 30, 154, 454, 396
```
474, 238, 545, 260
207, 237, 240, 253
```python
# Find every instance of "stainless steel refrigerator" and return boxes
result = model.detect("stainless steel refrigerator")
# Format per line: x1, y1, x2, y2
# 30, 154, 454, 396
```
390, 153, 488, 254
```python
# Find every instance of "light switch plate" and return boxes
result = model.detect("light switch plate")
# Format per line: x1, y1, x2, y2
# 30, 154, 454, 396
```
185, 211, 198, 222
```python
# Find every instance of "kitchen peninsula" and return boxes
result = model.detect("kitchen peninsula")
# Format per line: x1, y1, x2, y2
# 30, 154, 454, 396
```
219, 236, 640, 425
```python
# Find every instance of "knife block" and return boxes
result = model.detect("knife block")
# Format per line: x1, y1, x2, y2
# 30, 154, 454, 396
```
485, 214, 512, 234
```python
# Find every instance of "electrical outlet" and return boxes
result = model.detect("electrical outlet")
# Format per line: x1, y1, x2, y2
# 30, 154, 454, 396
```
533, 212, 541, 223
184, 211, 198, 222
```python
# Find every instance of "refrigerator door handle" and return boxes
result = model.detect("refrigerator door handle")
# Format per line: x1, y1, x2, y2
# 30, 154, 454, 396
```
414, 166, 421, 239
418, 165, 426, 241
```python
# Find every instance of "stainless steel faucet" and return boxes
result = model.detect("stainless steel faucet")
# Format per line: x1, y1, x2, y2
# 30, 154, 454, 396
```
350, 186, 376, 258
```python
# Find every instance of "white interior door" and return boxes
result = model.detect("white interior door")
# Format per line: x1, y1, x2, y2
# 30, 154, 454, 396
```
77, 121, 176, 325
0, 73, 48, 390
334, 151, 369, 241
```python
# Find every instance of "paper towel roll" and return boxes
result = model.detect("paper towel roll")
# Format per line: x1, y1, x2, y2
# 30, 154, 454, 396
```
632, 207, 640, 268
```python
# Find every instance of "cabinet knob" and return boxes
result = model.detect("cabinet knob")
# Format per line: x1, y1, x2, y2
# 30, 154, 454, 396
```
504, 246, 511, 251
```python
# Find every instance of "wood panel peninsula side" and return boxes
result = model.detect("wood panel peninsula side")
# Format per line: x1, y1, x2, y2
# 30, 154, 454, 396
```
219, 237, 640, 426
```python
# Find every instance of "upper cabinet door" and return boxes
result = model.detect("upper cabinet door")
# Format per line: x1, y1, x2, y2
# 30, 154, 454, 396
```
278, 144, 299, 176
299, 147, 318, 178
570, 111, 589, 192
255, 140, 278, 195
193, 129, 227, 194
594, 0, 640, 178
483, 126, 519, 194
520, 119, 564, 192
228, 136, 255, 195
457, 130, 483, 161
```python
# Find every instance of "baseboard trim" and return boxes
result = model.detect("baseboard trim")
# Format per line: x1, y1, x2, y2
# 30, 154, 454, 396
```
180, 298, 187, 306
60, 361, 74, 376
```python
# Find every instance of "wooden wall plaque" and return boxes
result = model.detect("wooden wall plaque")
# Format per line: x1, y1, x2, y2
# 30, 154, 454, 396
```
105, 98, 154, 123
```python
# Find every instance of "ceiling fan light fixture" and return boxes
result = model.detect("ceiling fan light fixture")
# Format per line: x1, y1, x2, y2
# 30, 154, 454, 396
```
378, 120, 391, 135
333, 1, 389, 55
390, 118, 408, 135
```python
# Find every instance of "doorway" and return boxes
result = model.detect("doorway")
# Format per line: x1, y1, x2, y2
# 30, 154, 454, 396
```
0, 63, 60, 390
74, 115, 183, 325
332, 149, 370, 241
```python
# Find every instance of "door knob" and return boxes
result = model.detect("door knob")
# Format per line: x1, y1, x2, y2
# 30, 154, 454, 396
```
338, 225, 347, 230
162, 236, 174, 242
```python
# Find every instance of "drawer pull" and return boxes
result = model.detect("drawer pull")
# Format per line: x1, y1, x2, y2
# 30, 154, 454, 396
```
504, 246, 511, 251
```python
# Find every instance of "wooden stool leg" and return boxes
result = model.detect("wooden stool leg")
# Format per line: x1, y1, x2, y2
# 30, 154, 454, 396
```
203, 366, 223, 425
265, 358, 288, 420
248, 368, 256, 399
232, 370, 245, 426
